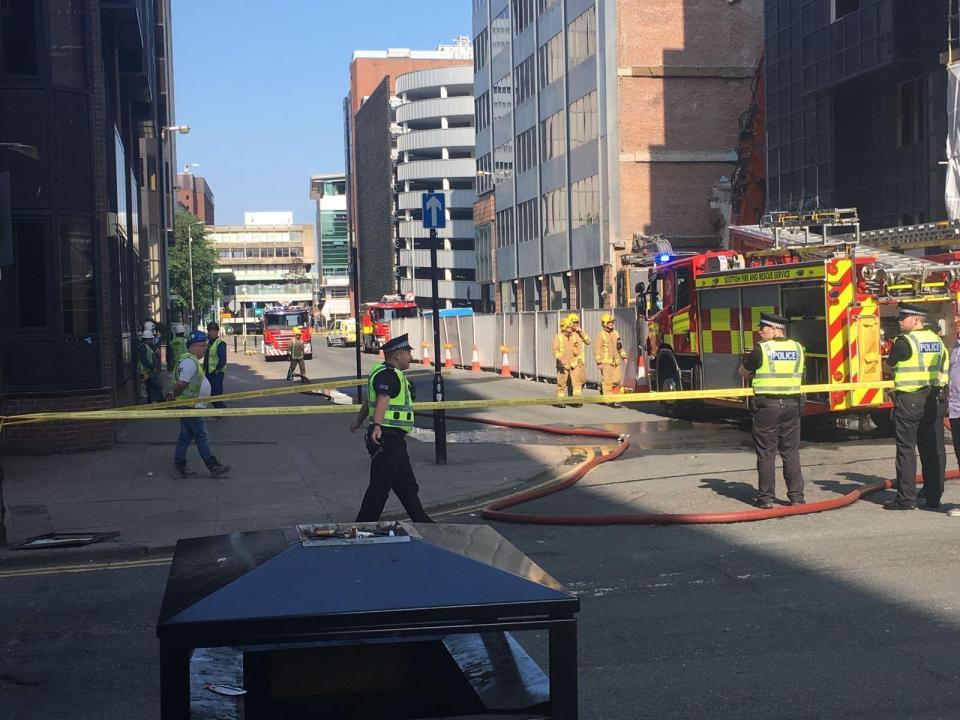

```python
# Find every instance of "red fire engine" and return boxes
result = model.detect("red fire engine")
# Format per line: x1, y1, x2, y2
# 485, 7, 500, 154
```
360, 294, 418, 354
261, 306, 312, 360
644, 209, 960, 428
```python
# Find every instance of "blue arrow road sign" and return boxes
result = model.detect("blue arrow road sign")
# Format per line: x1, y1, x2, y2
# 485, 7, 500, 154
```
422, 192, 446, 229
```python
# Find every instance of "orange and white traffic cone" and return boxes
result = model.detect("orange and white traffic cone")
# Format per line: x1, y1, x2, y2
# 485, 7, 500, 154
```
635, 353, 649, 392
470, 344, 481, 373
422, 342, 431, 367
499, 345, 512, 377
444, 342, 454, 369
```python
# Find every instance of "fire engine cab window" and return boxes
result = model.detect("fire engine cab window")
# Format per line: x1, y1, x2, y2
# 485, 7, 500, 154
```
673, 267, 692, 312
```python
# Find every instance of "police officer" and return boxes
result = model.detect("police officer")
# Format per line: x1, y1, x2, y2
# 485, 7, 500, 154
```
350, 334, 432, 523
204, 321, 227, 409
739, 313, 806, 508
885, 304, 949, 510
595, 312, 627, 407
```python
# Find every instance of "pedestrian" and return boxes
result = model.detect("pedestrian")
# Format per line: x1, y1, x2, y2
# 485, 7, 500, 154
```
204, 321, 227, 409
287, 326, 309, 382
349, 333, 432, 523
172, 330, 231, 478
553, 318, 584, 407
738, 312, 806, 509
884, 304, 948, 510
137, 330, 164, 403
595, 312, 627, 407
948, 314, 960, 470
170, 323, 187, 367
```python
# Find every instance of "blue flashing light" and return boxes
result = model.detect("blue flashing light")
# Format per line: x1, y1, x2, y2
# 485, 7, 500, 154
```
658, 254, 671, 263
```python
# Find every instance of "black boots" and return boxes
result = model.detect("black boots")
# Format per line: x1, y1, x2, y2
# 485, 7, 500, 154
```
204, 455, 231, 477
174, 461, 197, 478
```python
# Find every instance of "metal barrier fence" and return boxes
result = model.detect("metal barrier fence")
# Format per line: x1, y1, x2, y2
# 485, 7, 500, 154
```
390, 309, 643, 388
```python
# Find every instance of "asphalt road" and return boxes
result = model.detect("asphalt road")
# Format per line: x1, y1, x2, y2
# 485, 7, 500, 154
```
3, 343, 960, 718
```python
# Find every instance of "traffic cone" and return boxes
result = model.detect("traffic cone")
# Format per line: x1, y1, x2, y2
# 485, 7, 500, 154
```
444, 342, 454, 369
470, 344, 481, 373
635, 353, 649, 392
499, 345, 512, 377
422, 342, 431, 367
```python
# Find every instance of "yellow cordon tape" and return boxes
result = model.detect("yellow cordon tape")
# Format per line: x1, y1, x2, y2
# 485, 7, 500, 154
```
0, 380, 894, 425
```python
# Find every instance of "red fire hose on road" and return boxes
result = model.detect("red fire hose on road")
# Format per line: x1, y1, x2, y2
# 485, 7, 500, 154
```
448, 415, 959, 526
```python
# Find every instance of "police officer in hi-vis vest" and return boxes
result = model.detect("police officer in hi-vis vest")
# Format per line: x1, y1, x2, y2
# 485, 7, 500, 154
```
350, 334, 433, 523
739, 312, 806, 509
885, 304, 949, 511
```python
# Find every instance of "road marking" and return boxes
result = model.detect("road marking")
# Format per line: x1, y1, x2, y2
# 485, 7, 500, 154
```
0, 556, 172, 579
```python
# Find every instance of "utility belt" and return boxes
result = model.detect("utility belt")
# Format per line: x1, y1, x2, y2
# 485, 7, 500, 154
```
750, 394, 802, 412
364, 425, 406, 457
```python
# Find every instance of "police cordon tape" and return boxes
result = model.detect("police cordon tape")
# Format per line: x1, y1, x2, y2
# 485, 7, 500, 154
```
0, 380, 895, 425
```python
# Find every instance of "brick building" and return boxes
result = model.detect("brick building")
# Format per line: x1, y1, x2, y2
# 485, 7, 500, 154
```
344, 39, 474, 303
471, 0, 763, 312
0, 0, 179, 453
176, 171, 215, 224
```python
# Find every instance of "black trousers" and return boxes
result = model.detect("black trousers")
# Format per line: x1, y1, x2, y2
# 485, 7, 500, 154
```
356, 431, 433, 523
751, 395, 805, 502
893, 388, 945, 506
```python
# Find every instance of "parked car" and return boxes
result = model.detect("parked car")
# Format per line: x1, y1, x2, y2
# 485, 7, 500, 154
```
326, 318, 357, 347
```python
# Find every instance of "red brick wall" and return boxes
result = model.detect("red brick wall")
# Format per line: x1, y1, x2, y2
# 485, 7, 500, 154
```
2, 391, 115, 454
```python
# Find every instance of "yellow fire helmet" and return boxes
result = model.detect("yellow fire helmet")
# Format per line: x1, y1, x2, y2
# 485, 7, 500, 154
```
566, 312, 580, 324
601, 312, 614, 324
292, 326, 302, 335
559, 317, 570, 330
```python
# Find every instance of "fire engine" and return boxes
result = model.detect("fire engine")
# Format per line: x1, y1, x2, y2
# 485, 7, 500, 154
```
643, 209, 960, 428
360, 294, 418, 354
261, 306, 312, 360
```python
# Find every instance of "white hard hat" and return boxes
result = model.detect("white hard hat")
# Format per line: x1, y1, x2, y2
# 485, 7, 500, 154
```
172, 323, 185, 335
141, 330, 154, 339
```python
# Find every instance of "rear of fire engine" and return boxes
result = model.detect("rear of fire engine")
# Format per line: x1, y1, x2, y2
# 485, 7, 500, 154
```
645, 209, 960, 428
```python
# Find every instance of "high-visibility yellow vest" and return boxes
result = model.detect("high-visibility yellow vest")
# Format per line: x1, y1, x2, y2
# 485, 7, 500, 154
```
171, 337, 187, 363
893, 329, 949, 392
207, 337, 227, 373
752, 339, 804, 395
367, 363, 414, 432
174, 353, 205, 399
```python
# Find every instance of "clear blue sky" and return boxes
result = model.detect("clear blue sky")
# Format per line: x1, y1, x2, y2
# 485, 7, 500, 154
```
172, 0, 471, 226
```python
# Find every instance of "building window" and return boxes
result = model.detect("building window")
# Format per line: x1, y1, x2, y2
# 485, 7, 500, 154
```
50, 0, 87, 87
473, 28, 489, 73
475, 223, 493, 283
517, 198, 539, 243
494, 139, 513, 183
60, 217, 96, 333
13, 221, 49, 328
496, 207, 515, 248
513, 54, 536, 106
569, 91, 598, 149
571, 174, 600, 228
831, 0, 859, 22
512, 0, 535, 35
475, 91, 491, 130
477, 153, 493, 193
538, 0, 560, 14
516, 126, 538, 174
541, 186, 567, 235
538, 32, 564, 89
897, 77, 925, 147
0, 0, 39, 76
492, 6, 511, 59
541, 110, 566, 161
492, 73, 513, 120
567, 6, 597, 70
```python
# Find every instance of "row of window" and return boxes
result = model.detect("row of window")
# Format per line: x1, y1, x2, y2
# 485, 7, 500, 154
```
476, 92, 491, 130
541, 109, 565, 161
493, 176, 601, 246
542, 186, 567, 236
571, 174, 600, 228
516, 126, 538, 175
516, 198, 539, 243
538, 32, 564, 89
512, 0, 536, 36
492, 74, 513, 120
217, 247, 304, 259
228, 283, 314, 296
569, 91, 598, 149
474, 27, 489, 73
496, 207, 515, 249
491, 6, 511, 59
514, 54, 536, 106
494, 139, 514, 183
477, 154, 493, 194
567, 6, 597, 70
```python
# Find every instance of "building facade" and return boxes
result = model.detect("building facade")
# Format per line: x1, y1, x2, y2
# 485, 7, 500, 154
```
176, 170, 215, 224
472, 0, 762, 311
0, 0, 179, 453
344, 39, 474, 304
395, 65, 479, 310
765, 0, 948, 229
309, 173, 351, 321
208, 212, 316, 336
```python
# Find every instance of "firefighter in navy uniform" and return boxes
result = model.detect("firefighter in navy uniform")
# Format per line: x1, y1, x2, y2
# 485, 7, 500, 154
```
350, 334, 433, 523
884, 304, 949, 511
739, 313, 806, 509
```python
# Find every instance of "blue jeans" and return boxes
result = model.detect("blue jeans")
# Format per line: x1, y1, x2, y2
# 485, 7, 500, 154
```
207, 372, 225, 408
175, 418, 211, 463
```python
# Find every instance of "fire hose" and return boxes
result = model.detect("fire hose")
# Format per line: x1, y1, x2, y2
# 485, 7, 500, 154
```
446, 415, 959, 525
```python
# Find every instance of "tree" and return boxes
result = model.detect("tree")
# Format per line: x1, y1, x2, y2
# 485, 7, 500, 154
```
169, 211, 217, 328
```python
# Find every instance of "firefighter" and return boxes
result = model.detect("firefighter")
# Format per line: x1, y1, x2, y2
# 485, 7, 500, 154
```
567, 313, 590, 401
287, 327, 309, 382
552, 318, 584, 407
738, 313, 805, 508
350, 334, 432, 523
884, 304, 948, 511
595, 313, 627, 407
